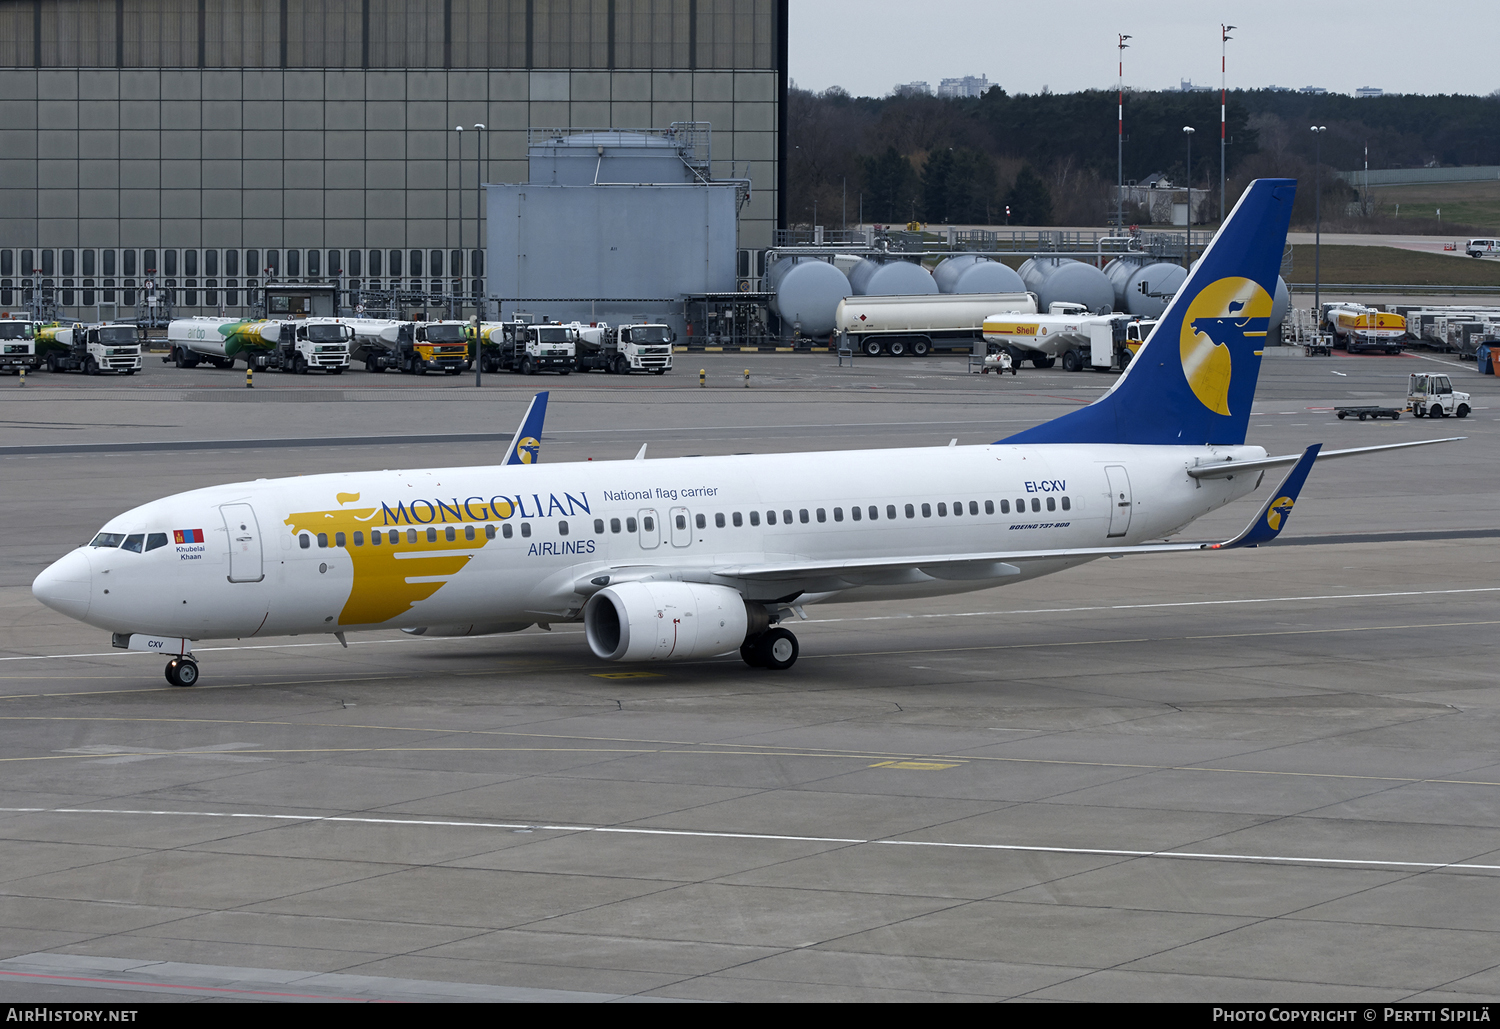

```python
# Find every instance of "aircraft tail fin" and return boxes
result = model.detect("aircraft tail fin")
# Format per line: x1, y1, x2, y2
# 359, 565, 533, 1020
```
505, 391, 548, 465
1001, 177, 1296, 447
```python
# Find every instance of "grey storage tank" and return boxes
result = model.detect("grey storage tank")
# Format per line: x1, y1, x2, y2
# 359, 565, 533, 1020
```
1019, 257, 1114, 314
848, 258, 938, 297
932, 254, 1027, 295
1103, 258, 1188, 318
765, 257, 851, 338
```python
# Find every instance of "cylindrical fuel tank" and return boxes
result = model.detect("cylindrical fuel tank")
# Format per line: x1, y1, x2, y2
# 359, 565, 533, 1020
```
1103, 260, 1188, 318
1018, 257, 1115, 314
766, 257, 851, 337
932, 255, 1026, 295
1271, 275, 1290, 332
847, 258, 938, 297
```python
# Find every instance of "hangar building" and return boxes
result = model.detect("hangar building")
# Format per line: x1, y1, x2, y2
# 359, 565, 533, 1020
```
0, 0, 786, 320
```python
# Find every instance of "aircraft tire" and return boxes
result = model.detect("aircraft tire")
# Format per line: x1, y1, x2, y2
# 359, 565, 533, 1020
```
755, 628, 799, 671
165, 658, 199, 687
740, 639, 766, 668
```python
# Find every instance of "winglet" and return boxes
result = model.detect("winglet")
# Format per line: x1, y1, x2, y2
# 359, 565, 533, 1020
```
1210, 443, 1322, 550
504, 391, 548, 466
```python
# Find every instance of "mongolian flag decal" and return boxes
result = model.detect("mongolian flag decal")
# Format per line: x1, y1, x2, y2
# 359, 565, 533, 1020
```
173, 529, 204, 544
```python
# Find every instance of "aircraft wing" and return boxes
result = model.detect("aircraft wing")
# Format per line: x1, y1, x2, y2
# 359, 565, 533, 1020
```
703, 445, 1333, 592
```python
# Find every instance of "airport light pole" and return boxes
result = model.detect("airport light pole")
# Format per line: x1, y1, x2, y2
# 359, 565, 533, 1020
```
472, 122, 486, 387
1221, 24, 1234, 224
1183, 126, 1195, 266
1117, 33, 1131, 228
1311, 125, 1327, 319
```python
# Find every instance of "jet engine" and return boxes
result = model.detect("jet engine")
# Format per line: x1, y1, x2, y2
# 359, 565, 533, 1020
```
583, 581, 767, 662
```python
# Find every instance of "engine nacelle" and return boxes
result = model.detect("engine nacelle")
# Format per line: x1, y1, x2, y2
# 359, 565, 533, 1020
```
402, 623, 531, 637
584, 581, 762, 662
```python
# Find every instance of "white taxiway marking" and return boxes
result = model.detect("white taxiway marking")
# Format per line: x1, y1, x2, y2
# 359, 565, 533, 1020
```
6, 587, 1498, 662
0, 806, 1496, 874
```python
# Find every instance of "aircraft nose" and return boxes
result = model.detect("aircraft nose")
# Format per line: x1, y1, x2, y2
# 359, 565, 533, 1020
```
32, 549, 92, 621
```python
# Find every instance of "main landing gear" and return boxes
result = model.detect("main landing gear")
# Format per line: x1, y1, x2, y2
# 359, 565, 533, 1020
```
740, 627, 799, 670
165, 657, 200, 687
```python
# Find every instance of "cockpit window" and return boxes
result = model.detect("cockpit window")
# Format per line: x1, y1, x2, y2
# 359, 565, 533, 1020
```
121, 534, 145, 553
145, 533, 168, 552
89, 532, 126, 548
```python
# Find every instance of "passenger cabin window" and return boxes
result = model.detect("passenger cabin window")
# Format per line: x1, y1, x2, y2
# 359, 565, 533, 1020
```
749, 511, 759, 526
715, 513, 726, 528
765, 511, 775, 525
595, 519, 605, 534
905, 504, 915, 519
885, 505, 896, 520
626, 517, 637, 532
696, 514, 707, 529
503, 524, 514, 538
559, 521, 569, 536
610, 518, 621, 533
1046, 497, 1056, 512
851, 506, 861, 521
1061, 497, 1071, 511
1031, 498, 1041, 512
1001, 500, 1010, 514
521, 523, 532, 538
973, 501, 982, 515
921, 504, 932, 518
299, 534, 310, 549
335, 532, 346, 547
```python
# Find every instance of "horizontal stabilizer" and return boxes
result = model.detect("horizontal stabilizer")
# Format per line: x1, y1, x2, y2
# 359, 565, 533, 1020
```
1188, 436, 1464, 479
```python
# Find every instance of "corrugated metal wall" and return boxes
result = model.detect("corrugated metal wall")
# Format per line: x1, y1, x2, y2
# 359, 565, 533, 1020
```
0, 0, 777, 70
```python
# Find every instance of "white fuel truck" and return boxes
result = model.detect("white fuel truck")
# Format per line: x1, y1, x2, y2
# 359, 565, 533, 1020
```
38, 322, 143, 375
570, 322, 674, 374
835, 292, 1039, 357
165, 316, 351, 373
0, 315, 36, 373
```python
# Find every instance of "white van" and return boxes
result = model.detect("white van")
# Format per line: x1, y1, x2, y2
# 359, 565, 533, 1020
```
1466, 239, 1500, 258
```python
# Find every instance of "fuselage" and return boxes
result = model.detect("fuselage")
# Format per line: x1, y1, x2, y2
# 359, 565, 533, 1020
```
34, 442, 1265, 642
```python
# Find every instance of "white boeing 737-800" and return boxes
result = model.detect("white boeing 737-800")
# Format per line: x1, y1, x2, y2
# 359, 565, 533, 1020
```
32, 180, 1458, 686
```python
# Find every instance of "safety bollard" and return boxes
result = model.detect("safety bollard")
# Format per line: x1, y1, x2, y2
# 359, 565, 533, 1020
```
699, 368, 705, 388
246, 366, 253, 389
743, 368, 749, 388
18, 368, 25, 387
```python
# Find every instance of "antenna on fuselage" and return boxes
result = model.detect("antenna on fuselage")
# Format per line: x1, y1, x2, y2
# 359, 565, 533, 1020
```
634, 444, 648, 461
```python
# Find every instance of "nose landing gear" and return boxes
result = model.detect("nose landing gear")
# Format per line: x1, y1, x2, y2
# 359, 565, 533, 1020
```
165, 657, 200, 687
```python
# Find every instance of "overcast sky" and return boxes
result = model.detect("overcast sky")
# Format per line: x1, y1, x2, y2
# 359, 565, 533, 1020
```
789, 1, 1498, 99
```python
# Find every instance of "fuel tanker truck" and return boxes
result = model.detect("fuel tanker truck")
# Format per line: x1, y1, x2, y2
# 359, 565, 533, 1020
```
0, 315, 37, 374
345, 319, 471, 374
37, 322, 143, 375
1320, 303, 1407, 354
834, 292, 1039, 357
165, 316, 351, 373
982, 304, 1151, 372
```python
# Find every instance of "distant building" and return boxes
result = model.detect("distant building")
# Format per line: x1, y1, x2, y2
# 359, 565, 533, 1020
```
893, 81, 933, 97
1173, 79, 1212, 92
1264, 85, 1294, 92
1300, 86, 1328, 94
1355, 86, 1384, 98
938, 75, 990, 99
